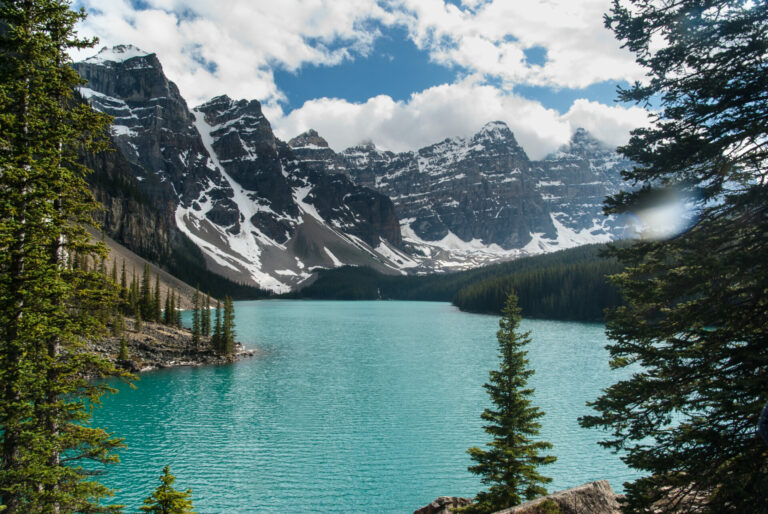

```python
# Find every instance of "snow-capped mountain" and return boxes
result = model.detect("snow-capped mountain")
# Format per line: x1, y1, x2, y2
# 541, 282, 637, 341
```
77, 45, 630, 291
290, 123, 628, 272
76, 45, 407, 292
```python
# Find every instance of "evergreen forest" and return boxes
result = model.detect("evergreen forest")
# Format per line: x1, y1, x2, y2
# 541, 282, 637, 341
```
290, 244, 624, 321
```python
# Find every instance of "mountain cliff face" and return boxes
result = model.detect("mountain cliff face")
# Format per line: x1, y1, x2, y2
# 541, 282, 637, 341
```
531, 128, 631, 250
78, 45, 629, 291
290, 123, 627, 271
76, 45, 405, 293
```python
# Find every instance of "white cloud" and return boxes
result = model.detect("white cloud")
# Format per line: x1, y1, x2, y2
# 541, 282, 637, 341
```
71, 0, 649, 159
561, 99, 650, 149
72, 0, 397, 106
397, 0, 644, 89
271, 77, 649, 159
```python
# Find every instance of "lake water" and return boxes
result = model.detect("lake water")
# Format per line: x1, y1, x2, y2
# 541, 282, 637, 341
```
91, 300, 639, 512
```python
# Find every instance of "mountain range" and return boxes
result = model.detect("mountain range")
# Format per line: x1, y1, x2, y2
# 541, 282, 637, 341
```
76, 45, 630, 293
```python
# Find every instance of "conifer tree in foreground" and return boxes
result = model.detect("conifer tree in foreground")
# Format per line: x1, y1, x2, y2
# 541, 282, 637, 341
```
580, 1, 768, 511
460, 293, 555, 513
0, 0, 128, 510
140, 465, 195, 513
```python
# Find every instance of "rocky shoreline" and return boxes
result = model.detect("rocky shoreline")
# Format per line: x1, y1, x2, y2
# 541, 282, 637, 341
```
415, 480, 621, 514
91, 318, 257, 373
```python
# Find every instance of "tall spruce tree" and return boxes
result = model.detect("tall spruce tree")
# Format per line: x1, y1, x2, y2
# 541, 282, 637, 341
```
140, 263, 152, 320
153, 275, 161, 322
120, 258, 127, 291
163, 288, 172, 325
0, 0, 128, 511
175, 292, 182, 329
201, 293, 211, 337
191, 286, 201, 346
459, 293, 555, 513
580, 1, 768, 511
212, 299, 222, 353
223, 296, 236, 355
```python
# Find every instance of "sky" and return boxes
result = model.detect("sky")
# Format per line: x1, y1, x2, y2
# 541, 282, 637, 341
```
71, 0, 651, 159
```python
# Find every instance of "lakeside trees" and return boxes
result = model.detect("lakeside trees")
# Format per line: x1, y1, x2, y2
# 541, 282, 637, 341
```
580, 0, 768, 511
460, 293, 555, 513
0, 0, 126, 509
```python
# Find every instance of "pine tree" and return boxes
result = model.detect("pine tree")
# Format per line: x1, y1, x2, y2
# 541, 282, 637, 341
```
201, 293, 211, 337
163, 289, 172, 325
212, 299, 222, 353
460, 293, 555, 514
140, 465, 195, 513
153, 275, 162, 322
222, 296, 236, 355
579, 1, 768, 511
120, 258, 127, 291
192, 286, 201, 346
118, 337, 129, 361
110, 259, 117, 284
175, 293, 182, 329
0, 1, 127, 510
135, 310, 143, 333
140, 263, 152, 320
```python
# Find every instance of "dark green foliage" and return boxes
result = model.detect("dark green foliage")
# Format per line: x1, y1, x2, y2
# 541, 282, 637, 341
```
453, 258, 623, 320
221, 296, 236, 355
140, 465, 195, 513
579, 1, 768, 512
175, 292, 182, 329
212, 299, 222, 353
290, 244, 624, 321
191, 286, 200, 346
153, 275, 161, 322
117, 337, 129, 361
0, 1, 130, 510
120, 259, 126, 291
162, 288, 173, 325
460, 293, 555, 513
140, 263, 152, 321
201, 293, 211, 337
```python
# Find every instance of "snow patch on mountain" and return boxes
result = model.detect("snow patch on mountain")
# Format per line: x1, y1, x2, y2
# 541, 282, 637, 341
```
84, 44, 151, 64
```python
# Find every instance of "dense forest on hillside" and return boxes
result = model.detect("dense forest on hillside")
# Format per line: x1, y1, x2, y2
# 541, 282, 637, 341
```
287, 244, 624, 321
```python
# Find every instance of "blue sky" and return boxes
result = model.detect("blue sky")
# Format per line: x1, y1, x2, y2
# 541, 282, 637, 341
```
72, 0, 649, 159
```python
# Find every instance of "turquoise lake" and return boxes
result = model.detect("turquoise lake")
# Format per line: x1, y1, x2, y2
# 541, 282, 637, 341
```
91, 300, 640, 512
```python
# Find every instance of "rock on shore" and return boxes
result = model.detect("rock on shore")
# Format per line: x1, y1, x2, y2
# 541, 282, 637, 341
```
415, 480, 620, 514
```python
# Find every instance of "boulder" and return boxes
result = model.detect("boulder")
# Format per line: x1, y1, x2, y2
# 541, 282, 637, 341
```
494, 480, 620, 514
414, 496, 473, 514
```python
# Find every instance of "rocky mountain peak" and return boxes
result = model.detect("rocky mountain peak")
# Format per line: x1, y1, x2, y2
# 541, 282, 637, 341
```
83, 44, 153, 65
473, 120, 517, 144
289, 129, 330, 149
195, 95, 267, 128
561, 127, 612, 158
